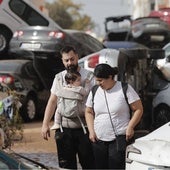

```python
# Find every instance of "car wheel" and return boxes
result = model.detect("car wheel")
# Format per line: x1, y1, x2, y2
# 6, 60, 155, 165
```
153, 104, 170, 129
20, 96, 37, 122
0, 28, 12, 55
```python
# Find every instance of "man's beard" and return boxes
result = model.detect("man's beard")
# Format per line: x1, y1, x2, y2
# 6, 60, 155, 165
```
66, 64, 78, 71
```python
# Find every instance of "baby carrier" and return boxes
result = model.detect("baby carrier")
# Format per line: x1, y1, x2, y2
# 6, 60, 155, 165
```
56, 71, 93, 134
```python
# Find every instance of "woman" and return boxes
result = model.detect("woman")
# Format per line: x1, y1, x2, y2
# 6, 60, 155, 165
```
85, 63, 143, 169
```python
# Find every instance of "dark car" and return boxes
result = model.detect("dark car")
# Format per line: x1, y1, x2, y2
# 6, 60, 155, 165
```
0, 149, 47, 169
149, 8, 170, 25
131, 16, 170, 48
0, 55, 64, 122
9, 26, 105, 58
103, 41, 148, 50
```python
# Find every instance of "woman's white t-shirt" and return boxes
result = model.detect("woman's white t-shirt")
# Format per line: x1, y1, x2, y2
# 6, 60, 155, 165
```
86, 81, 140, 141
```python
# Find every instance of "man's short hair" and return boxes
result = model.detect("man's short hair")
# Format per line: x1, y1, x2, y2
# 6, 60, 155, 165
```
60, 45, 77, 55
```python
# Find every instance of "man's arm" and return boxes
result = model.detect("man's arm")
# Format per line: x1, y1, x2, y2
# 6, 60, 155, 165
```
41, 93, 57, 140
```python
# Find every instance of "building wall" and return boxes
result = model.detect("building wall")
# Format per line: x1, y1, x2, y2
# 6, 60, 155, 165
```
132, 0, 151, 19
132, 0, 170, 19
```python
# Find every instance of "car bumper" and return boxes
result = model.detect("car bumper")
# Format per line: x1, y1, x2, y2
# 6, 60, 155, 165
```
9, 41, 63, 53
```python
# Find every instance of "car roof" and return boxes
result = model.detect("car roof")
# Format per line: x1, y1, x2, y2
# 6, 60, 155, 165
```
103, 41, 148, 49
15, 25, 62, 31
0, 59, 31, 72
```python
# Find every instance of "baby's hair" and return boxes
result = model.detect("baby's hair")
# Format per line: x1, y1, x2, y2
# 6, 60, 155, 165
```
65, 70, 81, 84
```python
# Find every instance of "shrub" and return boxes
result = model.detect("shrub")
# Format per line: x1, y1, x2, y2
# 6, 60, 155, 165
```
0, 84, 23, 149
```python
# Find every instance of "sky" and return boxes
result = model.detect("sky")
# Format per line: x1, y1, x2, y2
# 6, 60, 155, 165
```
45, 0, 132, 36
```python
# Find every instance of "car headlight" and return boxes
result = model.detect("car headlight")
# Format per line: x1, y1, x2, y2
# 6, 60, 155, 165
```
126, 144, 141, 163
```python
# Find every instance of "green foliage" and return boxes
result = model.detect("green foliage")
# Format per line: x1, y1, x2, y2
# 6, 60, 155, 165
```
45, 0, 95, 30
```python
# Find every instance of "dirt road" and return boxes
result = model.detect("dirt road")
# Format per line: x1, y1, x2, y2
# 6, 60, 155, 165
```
11, 121, 59, 169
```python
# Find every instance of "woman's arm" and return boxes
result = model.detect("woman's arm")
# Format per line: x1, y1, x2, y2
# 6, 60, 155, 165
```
85, 107, 98, 142
126, 99, 143, 141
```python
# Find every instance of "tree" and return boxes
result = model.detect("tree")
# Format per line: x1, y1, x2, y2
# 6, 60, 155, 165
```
45, 0, 95, 31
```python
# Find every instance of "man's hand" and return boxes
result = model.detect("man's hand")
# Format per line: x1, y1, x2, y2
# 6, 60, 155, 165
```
41, 124, 50, 140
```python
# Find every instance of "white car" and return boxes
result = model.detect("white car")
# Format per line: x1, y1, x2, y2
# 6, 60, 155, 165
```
78, 48, 120, 72
126, 122, 170, 170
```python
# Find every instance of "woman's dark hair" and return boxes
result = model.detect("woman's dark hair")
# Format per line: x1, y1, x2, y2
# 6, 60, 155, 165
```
65, 70, 81, 84
94, 64, 118, 79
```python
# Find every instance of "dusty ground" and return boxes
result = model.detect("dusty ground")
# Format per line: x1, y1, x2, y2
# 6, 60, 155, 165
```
11, 121, 59, 169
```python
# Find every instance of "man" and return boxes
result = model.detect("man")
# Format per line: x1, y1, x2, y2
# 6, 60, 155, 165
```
41, 45, 95, 169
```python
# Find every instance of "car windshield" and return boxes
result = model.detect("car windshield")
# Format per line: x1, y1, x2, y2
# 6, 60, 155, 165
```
73, 33, 104, 50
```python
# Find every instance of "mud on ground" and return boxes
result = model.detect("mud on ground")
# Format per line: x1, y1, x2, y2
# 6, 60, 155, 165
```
11, 121, 59, 169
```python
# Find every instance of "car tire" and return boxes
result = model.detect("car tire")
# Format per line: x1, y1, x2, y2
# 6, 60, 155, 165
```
153, 104, 170, 129
0, 28, 12, 55
20, 96, 37, 122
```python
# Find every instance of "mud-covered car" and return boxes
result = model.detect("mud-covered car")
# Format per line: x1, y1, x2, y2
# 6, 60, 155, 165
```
79, 48, 166, 130
151, 43, 170, 129
126, 122, 170, 170
0, 0, 61, 56
103, 15, 132, 42
149, 8, 170, 25
9, 26, 105, 59
103, 41, 148, 50
0, 53, 64, 122
131, 16, 170, 48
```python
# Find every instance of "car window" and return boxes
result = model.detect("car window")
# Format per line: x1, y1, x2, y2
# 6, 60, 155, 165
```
9, 0, 49, 26
24, 62, 38, 78
163, 44, 170, 58
9, 0, 26, 16
75, 33, 104, 50
0, 159, 10, 169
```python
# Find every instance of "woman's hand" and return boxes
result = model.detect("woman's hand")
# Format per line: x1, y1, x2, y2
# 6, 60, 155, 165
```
126, 126, 134, 141
89, 131, 98, 143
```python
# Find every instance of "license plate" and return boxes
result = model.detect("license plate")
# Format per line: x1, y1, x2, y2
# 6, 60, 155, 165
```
20, 43, 41, 49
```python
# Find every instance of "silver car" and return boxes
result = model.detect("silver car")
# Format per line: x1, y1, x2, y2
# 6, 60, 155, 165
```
9, 26, 105, 58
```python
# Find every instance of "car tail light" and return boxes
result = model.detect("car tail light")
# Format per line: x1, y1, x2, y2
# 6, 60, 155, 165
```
0, 75, 14, 84
13, 31, 24, 38
87, 54, 99, 68
0, 0, 3, 4
48, 31, 65, 39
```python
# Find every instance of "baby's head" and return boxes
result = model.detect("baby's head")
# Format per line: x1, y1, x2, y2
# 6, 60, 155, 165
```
65, 70, 81, 86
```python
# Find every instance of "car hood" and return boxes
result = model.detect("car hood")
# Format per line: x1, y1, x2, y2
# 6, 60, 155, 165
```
131, 122, 170, 166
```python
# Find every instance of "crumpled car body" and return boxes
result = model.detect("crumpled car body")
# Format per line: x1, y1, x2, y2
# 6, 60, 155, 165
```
126, 122, 170, 169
